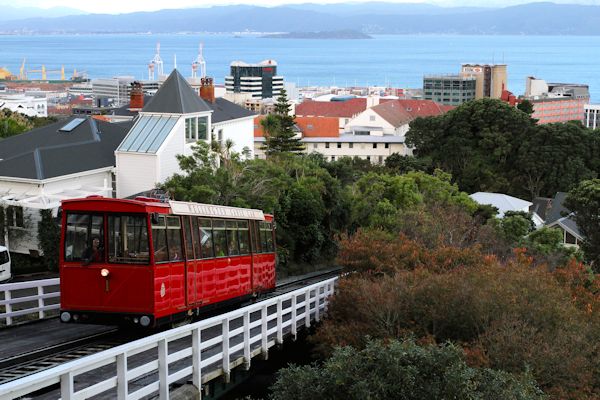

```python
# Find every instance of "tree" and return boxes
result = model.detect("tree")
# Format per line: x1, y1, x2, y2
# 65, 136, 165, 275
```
406, 99, 535, 194
517, 99, 535, 115
270, 340, 545, 400
261, 89, 305, 155
513, 122, 597, 199
0, 108, 33, 138
565, 179, 600, 271
384, 153, 432, 174
38, 209, 61, 271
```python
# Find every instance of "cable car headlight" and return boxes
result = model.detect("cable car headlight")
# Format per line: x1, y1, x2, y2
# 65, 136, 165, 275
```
100, 268, 110, 277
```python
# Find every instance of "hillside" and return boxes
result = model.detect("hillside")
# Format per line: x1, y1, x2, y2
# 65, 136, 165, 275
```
1, 3, 600, 35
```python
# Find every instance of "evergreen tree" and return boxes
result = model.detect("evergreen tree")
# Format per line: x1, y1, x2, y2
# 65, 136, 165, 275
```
261, 89, 305, 156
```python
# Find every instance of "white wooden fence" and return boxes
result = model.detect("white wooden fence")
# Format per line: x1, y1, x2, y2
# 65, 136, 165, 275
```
0, 278, 60, 326
0, 277, 338, 400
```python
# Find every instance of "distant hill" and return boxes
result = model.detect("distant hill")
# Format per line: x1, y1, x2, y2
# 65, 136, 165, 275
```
1, 2, 600, 35
0, 5, 85, 21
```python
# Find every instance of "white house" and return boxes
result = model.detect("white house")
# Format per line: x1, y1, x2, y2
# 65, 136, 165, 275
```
0, 117, 131, 254
0, 93, 47, 117
470, 192, 544, 227
115, 69, 255, 199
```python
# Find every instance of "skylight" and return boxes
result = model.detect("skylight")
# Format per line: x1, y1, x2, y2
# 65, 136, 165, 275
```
59, 118, 86, 132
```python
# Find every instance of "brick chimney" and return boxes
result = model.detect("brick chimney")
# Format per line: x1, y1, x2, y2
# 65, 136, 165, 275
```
199, 77, 215, 103
129, 81, 144, 110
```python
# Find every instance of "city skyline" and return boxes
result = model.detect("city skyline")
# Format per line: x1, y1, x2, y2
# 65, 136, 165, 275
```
2, 0, 600, 15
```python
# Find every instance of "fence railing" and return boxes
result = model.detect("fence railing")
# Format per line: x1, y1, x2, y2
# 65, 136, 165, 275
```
0, 277, 338, 400
0, 278, 60, 326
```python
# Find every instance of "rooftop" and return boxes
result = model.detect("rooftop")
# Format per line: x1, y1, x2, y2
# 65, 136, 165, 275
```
0, 116, 132, 180
296, 98, 367, 118
142, 69, 212, 115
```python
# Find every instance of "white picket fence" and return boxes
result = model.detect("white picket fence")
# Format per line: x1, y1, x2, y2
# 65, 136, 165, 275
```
0, 277, 338, 400
0, 278, 60, 326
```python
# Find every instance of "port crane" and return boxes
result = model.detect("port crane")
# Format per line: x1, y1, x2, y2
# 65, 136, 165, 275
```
191, 42, 206, 79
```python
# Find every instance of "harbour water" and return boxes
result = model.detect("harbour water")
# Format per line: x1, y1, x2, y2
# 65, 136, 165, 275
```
1, 34, 599, 101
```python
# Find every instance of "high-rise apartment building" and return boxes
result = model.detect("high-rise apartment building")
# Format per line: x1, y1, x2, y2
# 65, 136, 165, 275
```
225, 60, 284, 99
423, 75, 476, 105
460, 64, 507, 99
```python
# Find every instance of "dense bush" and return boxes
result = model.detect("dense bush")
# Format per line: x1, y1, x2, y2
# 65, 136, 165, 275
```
270, 339, 545, 400
316, 259, 600, 398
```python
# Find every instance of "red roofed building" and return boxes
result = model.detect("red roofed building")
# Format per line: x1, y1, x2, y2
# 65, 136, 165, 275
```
345, 99, 453, 137
253, 114, 410, 163
295, 98, 368, 131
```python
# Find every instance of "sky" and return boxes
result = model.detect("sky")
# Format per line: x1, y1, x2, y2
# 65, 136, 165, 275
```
3, 0, 600, 14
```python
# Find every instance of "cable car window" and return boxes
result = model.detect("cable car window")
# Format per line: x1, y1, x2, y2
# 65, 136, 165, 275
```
260, 222, 270, 253
238, 220, 250, 255
212, 219, 227, 257
226, 220, 240, 256
108, 215, 149, 264
192, 217, 201, 260
166, 216, 183, 261
64, 213, 104, 262
252, 221, 262, 254
152, 215, 169, 263
183, 216, 194, 260
198, 218, 213, 259
266, 222, 274, 252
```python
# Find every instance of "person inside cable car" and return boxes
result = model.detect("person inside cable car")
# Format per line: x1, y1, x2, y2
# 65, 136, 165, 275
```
82, 237, 103, 265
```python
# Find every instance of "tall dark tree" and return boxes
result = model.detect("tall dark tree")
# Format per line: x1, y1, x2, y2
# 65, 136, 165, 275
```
565, 179, 600, 271
261, 89, 305, 156
406, 99, 535, 194
514, 122, 597, 199
517, 99, 535, 115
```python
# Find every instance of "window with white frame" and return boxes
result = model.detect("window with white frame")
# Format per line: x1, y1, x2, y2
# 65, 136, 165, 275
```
185, 116, 209, 143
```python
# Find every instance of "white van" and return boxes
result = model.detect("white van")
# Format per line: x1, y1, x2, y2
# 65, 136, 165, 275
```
0, 245, 11, 282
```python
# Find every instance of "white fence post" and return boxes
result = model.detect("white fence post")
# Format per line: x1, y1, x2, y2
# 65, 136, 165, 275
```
192, 327, 202, 398
315, 286, 321, 322
222, 317, 231, 383
243, 310, 251, 369
276, 298, 283, 344
291, 294, 297, 340
261, 303, 268, 359
305, 288, 311, 328
60, 371, 75, 400
5, 290, 12, 325
158, 339, 169, 400
116, 353, 128, 400
37, 286, 45, 319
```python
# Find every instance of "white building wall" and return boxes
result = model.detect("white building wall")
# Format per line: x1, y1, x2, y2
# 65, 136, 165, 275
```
345, 109, 396, 135
0, 94, 47, 117
115, 153, 159, 198
254, 140, 408, 163
158, 122, 187, 183
214, 117, 255, 157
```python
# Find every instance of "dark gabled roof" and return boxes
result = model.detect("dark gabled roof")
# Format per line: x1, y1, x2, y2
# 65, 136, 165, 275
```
548, 215, 583, 240
545, 192, 570, 224
0, 116, 132, 180
142, 69, 212, 114
209, 97, 255, 124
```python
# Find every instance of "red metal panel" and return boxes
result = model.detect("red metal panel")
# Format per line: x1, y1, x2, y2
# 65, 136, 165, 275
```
61, 264, 153, 313
199, 258, 216, 304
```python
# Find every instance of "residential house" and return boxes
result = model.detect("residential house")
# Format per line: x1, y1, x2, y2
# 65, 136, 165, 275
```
470, 192, 544, 227
0, 116, 132, 254
295, 98, 368, 131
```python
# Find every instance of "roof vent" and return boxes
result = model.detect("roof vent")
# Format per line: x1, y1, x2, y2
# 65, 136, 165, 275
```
59, 118, 86, 132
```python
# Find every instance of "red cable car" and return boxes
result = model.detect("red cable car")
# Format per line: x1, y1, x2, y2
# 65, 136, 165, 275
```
59, 197, 276, 328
